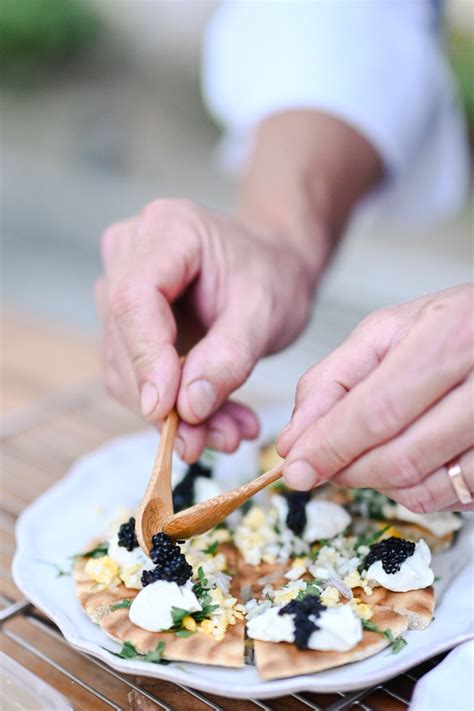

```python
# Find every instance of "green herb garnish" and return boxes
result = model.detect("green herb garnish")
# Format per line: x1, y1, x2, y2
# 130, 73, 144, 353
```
110, 599, 132, 611
106, 640, 168, 664
174, 629, 195, 638
296, 581, 321, 600
355, 525, 391, 552
37, 560, 72, 577
362, 620, 407, 654
72, 543, 108, 559
201, 541, 219, 556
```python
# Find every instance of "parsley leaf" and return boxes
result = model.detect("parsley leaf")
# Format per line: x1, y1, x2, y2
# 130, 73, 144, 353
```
37, 560, 72, 577
106, 640, 168, 664
72, 543, 108, 559
355, 525, 391, 552
175, 629, 196, 638
110, 599, 132, 611
362, 620, 407, 654
296, 582, 321, 600
201, 541, 219, 555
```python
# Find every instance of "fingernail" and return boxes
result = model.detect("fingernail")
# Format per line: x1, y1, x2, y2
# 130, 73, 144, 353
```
174, 435, 185, 460
284, 460, 319, 490
140, 382, 159, 416
207, 428, 227, 451
186, 379, 218, 419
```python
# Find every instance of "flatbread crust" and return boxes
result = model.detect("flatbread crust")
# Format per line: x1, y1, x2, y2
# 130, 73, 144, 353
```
99, 605, 245, 667
74, 557, 245, 667
253, 608, 408, 681
74, 558, 138, 622
355, 585, 435, 630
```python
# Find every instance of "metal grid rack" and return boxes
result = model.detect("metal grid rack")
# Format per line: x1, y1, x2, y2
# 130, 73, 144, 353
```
0, 595, 448, 711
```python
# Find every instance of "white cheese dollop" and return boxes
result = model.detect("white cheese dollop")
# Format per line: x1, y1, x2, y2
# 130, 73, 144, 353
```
272, 496, 351, 542
129, 580, 202, 632
393, 505, 463, 538
246, 602, 362, 652
308, 605, 362, 651
246, 605, 295, 643
107, 535, 154, 573
365, 539, 434, 592
303, 501, 351, 543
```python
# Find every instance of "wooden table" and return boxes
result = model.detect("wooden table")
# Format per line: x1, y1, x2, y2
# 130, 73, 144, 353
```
0, 310, 446, 710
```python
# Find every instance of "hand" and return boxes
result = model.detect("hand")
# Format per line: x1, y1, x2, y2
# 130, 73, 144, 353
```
277, 285, 474, 512
97, 199, 315, 462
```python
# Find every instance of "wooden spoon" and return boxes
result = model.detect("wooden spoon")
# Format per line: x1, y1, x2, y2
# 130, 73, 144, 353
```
162, 463, 283, 540
135, 409, 179, 554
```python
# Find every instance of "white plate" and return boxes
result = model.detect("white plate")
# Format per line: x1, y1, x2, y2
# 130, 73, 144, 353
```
12, 425, 474, 700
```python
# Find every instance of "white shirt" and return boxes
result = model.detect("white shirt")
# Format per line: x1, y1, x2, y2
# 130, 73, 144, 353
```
202, 1, 469, 227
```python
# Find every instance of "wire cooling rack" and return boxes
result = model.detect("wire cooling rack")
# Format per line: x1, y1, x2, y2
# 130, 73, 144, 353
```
0, 595, 448, 711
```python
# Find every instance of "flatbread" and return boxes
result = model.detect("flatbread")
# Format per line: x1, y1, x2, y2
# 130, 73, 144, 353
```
99, 604, 245, 667
74, 557, 245, 667
355, 585, 435, 631
253, 607, 409, 681
74, 558, 138, 622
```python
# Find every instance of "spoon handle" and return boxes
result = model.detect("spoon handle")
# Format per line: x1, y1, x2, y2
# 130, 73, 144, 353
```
163, 464, 282, 539
135, 409, 179, 553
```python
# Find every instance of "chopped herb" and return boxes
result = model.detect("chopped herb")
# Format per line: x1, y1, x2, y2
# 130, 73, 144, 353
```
362, 619, 407, 654
391, 636, 408, 654
175, 629, 195, 638
37, 560, 71, 577
106, 640, 168, 664
434, 575, 441, 583
355, 525, 391, 551
71, 543, 108, 559
171, 607, 189, 626
110, 599, 132, 611
201, 541, 219, 556
296, 582, 321, 600
193, 566, 211, 602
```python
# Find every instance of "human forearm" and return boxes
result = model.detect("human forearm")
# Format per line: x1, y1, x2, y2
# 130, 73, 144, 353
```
238, 110, 384, 287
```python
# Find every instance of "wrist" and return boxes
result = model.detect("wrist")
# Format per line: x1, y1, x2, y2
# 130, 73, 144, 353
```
237, 110, 383, 286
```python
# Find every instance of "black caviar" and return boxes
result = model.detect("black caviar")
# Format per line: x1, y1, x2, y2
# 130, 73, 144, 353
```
284, 491, 311, 536
142, 532, 193, 587
172, 461, 212, 512
363, 536, 416, 575
279, 595, 326, 649
117, 516, 138, 551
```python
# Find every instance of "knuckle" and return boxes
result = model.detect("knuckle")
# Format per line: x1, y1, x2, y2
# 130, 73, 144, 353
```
316, 423, 348, 474
404, 484, 437, 514
295, 370, 314, 404
364, 393, 402, 439
140, 198, 199, 227
100, 220, 127, 263
109, 279, 141, 319
387, 451, 424, 488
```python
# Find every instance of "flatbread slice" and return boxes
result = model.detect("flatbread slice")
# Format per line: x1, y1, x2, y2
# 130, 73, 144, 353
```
74, 558, 245, 667
74, 558, 138, 622
355, 585, 435, 630
99, 605, 245, 667
253, 607, 408, 681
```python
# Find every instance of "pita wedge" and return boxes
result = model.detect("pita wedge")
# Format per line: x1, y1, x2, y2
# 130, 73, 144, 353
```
253, 607, 408, 681
99, 604, 245, 667
74, 558, 138, 623
74, 558, 245, 668
355, 585, 435, 631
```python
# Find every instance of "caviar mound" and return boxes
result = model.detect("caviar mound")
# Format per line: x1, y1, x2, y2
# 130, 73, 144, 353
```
279, 595, 326, 650
284, 491, 311, 536
363, 537, 416, 575
172, 461, 212, 512
142, 532, 193, 587
117, 516, 138, 551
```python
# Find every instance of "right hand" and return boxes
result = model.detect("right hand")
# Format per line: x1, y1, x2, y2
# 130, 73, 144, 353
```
96, 198, 315, 462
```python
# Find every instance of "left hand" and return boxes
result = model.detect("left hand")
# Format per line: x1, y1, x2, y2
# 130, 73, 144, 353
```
277, 285, 474, 513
